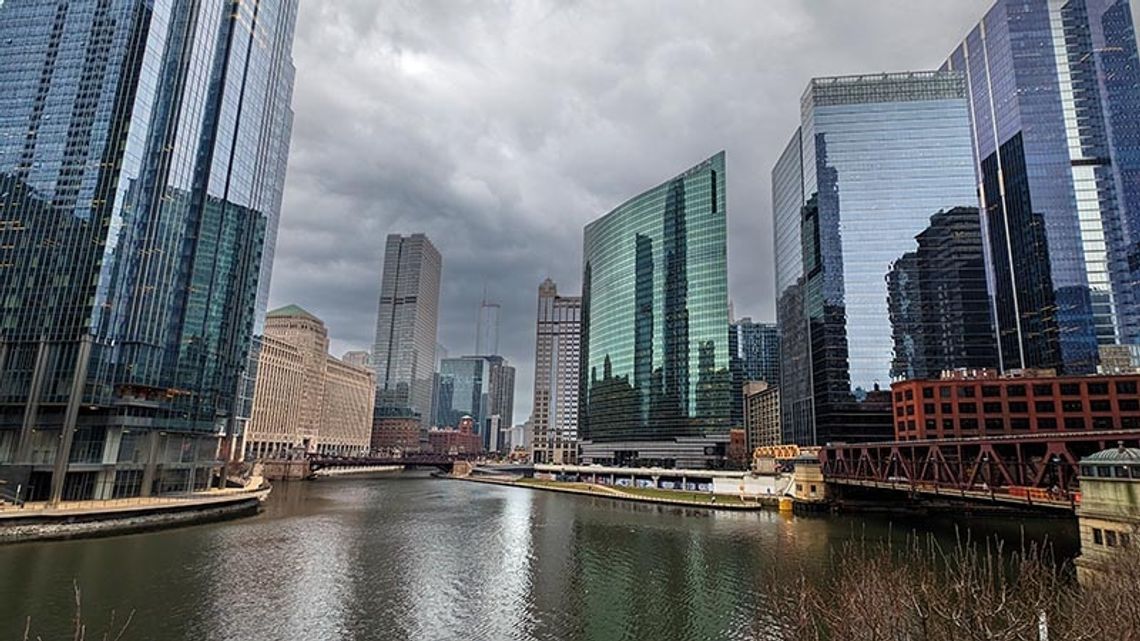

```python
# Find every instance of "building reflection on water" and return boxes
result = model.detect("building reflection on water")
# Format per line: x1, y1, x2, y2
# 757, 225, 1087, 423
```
0, 477, 1079, 641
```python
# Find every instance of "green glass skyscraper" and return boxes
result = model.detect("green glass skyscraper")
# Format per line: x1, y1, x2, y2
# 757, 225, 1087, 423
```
580, 152, 731, 469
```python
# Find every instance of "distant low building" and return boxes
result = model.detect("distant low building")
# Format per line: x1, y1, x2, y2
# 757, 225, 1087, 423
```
1099, 345, 1140, 375
371, 408, 422, 453
744, 382, 780, 450
341, 351, 372, 370
726, 429, 749, 469
891, 372, 1140, 441
488, 415, 503, 454
510, 418, 535, 455
427, 416, 482, 455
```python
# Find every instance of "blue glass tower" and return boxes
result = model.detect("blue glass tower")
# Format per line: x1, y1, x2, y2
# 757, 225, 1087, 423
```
728, 318, 780, 427
580, 152, 731, 468
0, 1, 298, 502
773, 73, 985, 445
945, 0, 1140, 374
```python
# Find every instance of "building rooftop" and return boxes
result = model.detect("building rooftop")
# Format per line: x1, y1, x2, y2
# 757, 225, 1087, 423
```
267, 304, 321, 322
1082, 445, 1140, 464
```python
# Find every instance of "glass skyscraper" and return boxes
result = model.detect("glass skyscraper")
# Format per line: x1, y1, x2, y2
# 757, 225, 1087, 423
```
773, 73, 983, 446
371, 233, 442, 428
0, 0, 299, 502
728, 318, 780, 427
580, 152, 731, 468
886, 207, 999, 381
945, 0, 1140, 374
434, 355, 514, 450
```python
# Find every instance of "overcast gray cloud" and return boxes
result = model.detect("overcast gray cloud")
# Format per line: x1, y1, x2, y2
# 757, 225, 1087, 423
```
268, 0, 1140, 425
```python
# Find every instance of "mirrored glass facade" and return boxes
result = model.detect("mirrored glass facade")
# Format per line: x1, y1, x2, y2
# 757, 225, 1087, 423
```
0, 0, 298, 501
944, 0, 1140, 374
773, 73, 983, 445
434, 355, 513, 449
728, 318, 779, 427
435, 358, 489, 432
580, 152, 731, 467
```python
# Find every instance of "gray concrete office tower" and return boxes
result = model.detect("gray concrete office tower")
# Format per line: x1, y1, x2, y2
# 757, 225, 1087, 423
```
531, 279, 582, 465
0, 0, 299, 503
945, 0, 1140, 374
773, 73, 982, 446
372, 234, 442, 427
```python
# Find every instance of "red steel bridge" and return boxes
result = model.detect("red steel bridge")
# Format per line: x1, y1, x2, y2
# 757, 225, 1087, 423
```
819, 429, 1140, 511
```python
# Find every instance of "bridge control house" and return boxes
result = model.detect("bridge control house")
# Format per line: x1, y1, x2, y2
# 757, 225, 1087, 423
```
890, 371, 1140, 441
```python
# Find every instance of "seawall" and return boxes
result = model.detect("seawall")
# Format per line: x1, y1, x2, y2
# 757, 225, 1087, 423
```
0, 486, 270, 544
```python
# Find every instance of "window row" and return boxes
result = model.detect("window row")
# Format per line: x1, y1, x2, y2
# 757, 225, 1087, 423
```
903, 380, 1139, 401
898, 415, 1140, 433
899, 398, 1140, 416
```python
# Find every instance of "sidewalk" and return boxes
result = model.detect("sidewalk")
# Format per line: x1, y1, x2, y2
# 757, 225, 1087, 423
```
0, 479, 269, 521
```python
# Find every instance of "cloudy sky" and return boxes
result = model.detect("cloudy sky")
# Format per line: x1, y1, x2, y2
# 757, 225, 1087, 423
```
267, 0, 1140, 424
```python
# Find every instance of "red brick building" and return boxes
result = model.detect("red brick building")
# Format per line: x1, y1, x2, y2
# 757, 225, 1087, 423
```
726, 428, 749, 469
891, 372, 1140, 441
370, 413, 421, 453
427, 415, 482, 454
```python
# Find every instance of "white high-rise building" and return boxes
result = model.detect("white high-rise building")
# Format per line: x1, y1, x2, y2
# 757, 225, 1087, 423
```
530, 279, 582, 464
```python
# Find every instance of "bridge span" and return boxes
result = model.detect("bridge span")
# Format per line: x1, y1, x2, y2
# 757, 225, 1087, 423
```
820, 428, 1140, 511
307, 454, 471, 474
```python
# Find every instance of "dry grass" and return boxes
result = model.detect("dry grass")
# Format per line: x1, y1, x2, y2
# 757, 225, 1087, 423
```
21, 583, 133, 641
769, 534, 1140, 641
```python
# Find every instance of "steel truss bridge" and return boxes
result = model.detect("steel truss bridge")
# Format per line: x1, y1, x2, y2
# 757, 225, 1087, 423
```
820, 429, 1140, 511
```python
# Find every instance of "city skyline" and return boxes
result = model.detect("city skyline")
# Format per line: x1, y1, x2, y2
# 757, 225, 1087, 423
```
4, 1, 1140, 638
268, 1, 1140, 426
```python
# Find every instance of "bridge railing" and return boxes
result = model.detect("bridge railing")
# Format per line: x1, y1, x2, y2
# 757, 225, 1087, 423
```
820, 428, 1140, 500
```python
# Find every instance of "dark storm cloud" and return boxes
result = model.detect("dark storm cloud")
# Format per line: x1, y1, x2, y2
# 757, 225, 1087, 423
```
267, 0, 1140, 424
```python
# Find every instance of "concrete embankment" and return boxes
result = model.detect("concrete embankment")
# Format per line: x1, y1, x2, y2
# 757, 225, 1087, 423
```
453, 475, 779, 511
0, 485, 271, 544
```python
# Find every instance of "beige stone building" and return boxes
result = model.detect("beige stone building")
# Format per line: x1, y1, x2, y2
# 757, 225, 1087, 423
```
530, 279, 582, 464
1075, 446, 1140, 582
744, 381, 780, 450
245, 334, 306, 459
320, 358, 375, 455
242, 305, 374, 460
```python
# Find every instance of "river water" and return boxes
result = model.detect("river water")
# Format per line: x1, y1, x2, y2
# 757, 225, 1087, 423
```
0, 473, 1078, 641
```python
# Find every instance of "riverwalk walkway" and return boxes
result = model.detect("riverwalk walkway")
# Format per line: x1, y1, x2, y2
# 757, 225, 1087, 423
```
0, 480, 271, 543
455, 474, 779, 511
0, 482, 270, 520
